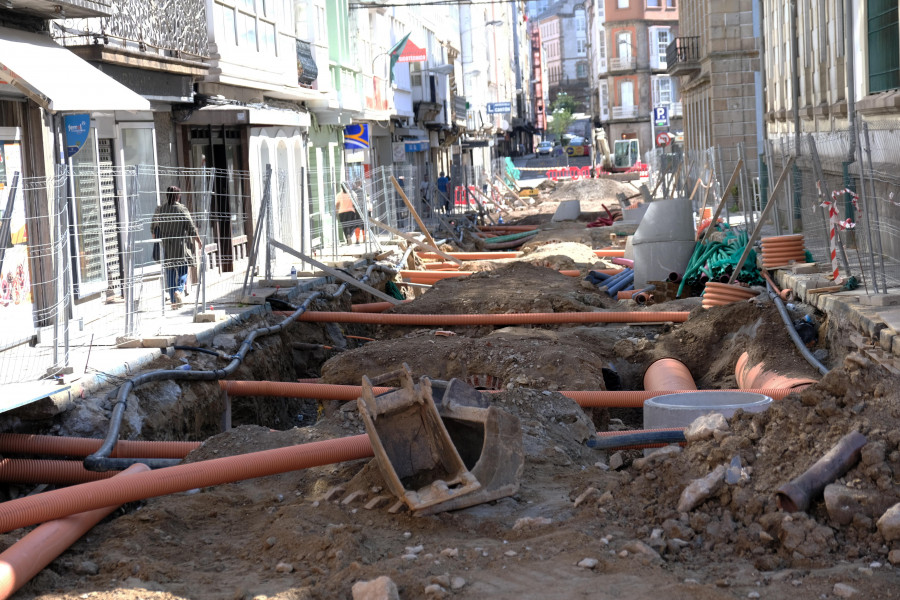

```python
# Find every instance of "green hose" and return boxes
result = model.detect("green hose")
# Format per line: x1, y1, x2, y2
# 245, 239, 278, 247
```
483, 229, 540, 245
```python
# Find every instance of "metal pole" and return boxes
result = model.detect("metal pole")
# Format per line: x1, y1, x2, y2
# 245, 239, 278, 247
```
862, 122, 888, 293
806, 133, 853, 276
264, 165, 274, 281
764, 141, 782, 235
856, 120, 881, 293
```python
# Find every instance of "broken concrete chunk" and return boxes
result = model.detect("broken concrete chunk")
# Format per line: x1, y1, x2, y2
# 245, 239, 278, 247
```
677, 465, 726, 513
574, 487, 601, 508
876, 502, 900, 542
833, 583, 859, 598
512, 516, 552, 530
824, 484, 900, 526
684, 413, 729, 443
551, 199, 581, 222
633, 445, 681, 470
609, 452, 625, 470
622, 540, 662, 561
352, 576, 400, 600
577, 557, 599, 569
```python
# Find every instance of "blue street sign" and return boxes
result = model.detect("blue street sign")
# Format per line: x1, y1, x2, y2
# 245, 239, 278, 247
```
486, 102, 512, 114
653, 106, 669, 128
64, 114, 90, 158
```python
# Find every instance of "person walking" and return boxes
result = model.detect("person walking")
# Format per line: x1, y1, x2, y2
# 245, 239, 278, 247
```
151, 185, 202, 309
436, 171, 451, 214
336, 188, 359, 244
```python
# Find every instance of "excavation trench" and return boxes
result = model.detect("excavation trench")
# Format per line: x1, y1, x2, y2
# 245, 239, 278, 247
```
3, 180, 896, 600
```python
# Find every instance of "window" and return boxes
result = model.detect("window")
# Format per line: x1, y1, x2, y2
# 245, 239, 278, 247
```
667, 0, 676, 6
650, 27, 670, 68
575, 8, 586, 32
598, 0, 604, 18
599, 80, 610, 119
259, 20, 276, 54
215, 2, 237, 46
617, 0, 629, 7
652, 76, 673, 105
648, 0, 661, 6
598, 29, 606, 61
868, 0, 900, 93
620, 80, 634, 106
577, 62, 588, 78
577, 38, 587, 53
239, 12, 257, 49
617, 31, 632, 58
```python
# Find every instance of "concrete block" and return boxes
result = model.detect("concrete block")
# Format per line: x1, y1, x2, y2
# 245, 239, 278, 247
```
880, 328, 895, 352
175, 334, 199, 346
115, 336, 143, 349
858, 294, 900, 307
142, 336, 176, 349
241, 295, 268, 305
791, 263, 819, 274
194, 310, 227, 323
551, 200, 581, 222
878, 308, 900, 333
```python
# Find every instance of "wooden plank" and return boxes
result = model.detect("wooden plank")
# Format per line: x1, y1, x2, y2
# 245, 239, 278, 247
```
268, 240, 401, 304
366, 216, 463, 265
727, 156, 797, 284
391, 176, 439, 251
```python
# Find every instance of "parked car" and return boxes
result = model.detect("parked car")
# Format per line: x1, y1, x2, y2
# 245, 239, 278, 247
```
536, 141, 554, 155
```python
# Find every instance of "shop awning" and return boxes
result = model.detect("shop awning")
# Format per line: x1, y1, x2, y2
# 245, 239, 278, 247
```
0, 26, 150, 113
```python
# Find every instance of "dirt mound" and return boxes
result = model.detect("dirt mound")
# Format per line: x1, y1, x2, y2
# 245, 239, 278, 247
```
389, 262, 617, 318
598, 354, 900, 573
320, 327, 611, 393
544, 177, 636, 207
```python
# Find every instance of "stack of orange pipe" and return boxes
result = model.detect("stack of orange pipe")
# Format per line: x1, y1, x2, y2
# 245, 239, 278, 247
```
760, 234, 807, 268
701, 282, 760, 308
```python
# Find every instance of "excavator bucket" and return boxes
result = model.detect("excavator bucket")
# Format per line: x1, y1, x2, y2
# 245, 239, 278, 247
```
415, 378, 525, 516
358, 364, 481, 513
356, 366, 524, 515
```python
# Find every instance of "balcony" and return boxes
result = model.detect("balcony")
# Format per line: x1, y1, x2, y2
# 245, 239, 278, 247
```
609, 56, 636, 72
612, 105, 638, 119
666, 37, 701, 77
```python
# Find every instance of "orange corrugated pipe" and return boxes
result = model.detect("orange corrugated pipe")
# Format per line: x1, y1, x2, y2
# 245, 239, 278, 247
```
416, 252, 521, 260
643, 358, 697, 391
735, 352, 817, 391
594, 249, 626, 258
0, 463, 149, 599
617, 290, 638, 300
702, 282, 759, 308
0, 434, 199, 459
351, 301, 411, 313
760, 271, 793, 301
423, 262, 461, 270
0, 459, 119, 485
217, 380, 797, 408
281, 311, 690, 325
0, 435, 374, 534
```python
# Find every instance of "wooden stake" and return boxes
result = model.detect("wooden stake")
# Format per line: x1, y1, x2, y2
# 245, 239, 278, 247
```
391, 176, 439, 251
366, 216, 463, 265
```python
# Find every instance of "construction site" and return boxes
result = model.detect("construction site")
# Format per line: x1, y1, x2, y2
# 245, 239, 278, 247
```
1, 151, 900, 600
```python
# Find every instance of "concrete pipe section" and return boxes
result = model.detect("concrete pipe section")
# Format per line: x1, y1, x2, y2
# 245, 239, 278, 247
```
644, 391, 773, 430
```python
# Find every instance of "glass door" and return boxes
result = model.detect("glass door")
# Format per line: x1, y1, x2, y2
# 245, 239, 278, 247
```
115, 123, 160, 277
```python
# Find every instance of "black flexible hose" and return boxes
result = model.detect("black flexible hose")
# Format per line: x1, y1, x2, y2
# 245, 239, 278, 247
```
766, 281, 829, 376
173, 346, 232, 359
587, 430, 686, 451
84, 262, 399, 472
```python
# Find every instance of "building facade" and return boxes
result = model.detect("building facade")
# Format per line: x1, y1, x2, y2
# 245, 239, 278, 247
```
667, 0, 759, 177
591, 0, 681, 159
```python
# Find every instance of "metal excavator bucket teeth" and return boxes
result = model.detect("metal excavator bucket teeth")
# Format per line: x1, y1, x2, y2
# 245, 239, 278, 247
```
358, 364, 481, 513
356, 365, 524, 515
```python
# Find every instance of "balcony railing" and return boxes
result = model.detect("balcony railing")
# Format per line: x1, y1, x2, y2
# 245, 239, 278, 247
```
612, 105, 638, 119
666, 37, 700, 76
609, 56, 636, 72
